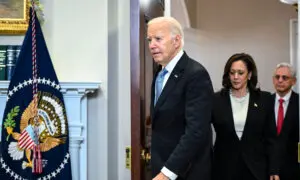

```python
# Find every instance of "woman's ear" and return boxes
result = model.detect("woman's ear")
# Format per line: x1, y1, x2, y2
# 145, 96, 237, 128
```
248, 72, 252, 80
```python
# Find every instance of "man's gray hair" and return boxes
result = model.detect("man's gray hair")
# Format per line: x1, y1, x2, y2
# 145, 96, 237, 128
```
275, 62, 296, 77
148, 16, 185, 47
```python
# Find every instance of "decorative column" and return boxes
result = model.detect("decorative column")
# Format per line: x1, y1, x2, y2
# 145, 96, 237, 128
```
0, 81, 100, 180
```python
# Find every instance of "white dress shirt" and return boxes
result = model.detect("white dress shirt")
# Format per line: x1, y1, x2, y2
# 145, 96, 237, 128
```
160, 50, 183, 89
230, 92, 249, 139
274, 90, 292, 124
158, 49, 183, 180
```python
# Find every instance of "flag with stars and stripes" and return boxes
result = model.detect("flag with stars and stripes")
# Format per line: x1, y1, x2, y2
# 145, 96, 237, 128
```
0, 7, 72, 180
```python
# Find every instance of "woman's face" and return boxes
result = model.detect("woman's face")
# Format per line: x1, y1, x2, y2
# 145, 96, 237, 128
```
229, 60, 252, 91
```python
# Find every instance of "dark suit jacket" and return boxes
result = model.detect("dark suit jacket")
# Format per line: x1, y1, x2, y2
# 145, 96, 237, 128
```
212, 90, 278, 180
150, 52, 214, 180
271, 91, 300, 180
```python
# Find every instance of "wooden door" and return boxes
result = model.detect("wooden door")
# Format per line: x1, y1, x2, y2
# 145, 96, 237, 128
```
130, 1, 164, 180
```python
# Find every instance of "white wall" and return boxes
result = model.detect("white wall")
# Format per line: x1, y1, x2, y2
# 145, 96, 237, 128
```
179, 0, 297, 92
41, 0, 110, 180
0, 0, 107, 82
107, 0, 119, 179
107, 0, 131, 180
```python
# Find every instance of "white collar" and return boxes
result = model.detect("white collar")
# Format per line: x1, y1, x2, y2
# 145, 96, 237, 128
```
275, 90, 292, 103
164, 50, 184, 73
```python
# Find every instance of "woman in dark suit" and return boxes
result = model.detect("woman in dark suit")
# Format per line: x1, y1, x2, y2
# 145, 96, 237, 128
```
211, 53, 279, 180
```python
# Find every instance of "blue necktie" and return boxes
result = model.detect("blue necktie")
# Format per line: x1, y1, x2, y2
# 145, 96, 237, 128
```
155, 68, 168, 105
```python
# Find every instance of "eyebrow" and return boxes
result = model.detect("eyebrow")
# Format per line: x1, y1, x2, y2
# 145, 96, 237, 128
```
230, 69, 246, 72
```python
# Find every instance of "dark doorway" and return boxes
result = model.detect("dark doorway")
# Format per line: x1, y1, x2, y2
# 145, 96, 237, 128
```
130, 0, 164, 180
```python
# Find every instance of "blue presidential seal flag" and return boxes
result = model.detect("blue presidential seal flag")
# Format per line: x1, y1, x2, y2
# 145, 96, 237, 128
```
0, 3, 72, 180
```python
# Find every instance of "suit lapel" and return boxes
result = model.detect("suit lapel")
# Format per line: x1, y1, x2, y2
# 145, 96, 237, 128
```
272, 91, 297, 136
227, 91, 258, 141
153, 53, 188, 115
271, 94, 276, 119
224, 92, 240, 140
154, 68, 183, 109
281, 91, 297, 134
241, 92, 258, 141
151, 66, 161, 117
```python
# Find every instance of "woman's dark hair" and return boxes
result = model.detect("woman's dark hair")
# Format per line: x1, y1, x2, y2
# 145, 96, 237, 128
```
222, 53, 259, 93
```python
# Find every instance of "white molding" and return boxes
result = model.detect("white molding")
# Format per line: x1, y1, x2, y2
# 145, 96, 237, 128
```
179, 0, 191, 28
0, 81, 100, 94
164, 0, 171, 16
290, 18, 298, 92
280, 0, 298, 4
290, 19, 297, 67
170, 0, 191, 28
0, 81, 100, 180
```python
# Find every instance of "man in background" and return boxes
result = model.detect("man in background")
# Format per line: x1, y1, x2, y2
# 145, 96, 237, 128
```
147, 16, 213, 180
272, 62, 300, 180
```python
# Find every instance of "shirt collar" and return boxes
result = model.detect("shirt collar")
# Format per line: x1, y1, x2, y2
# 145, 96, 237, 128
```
276, 90, 292, 103
164, 50, 184, 73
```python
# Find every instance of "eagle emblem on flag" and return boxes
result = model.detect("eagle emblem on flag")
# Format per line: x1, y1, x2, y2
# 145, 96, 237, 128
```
4, 91, 67, 170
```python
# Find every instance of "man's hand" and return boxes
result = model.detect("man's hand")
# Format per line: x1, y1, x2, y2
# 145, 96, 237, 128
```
153, 172, 170, 180
270, 175, 280, 180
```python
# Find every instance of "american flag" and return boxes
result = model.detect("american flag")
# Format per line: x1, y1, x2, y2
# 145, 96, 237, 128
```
18, 125, 36, 150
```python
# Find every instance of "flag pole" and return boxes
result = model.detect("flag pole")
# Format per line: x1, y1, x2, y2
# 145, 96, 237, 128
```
30, 0, 42, 174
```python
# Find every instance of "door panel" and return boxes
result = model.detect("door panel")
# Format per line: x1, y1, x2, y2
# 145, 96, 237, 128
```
130, 1, 164, 180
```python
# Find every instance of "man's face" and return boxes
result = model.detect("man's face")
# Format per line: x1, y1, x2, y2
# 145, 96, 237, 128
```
147, 22, 180, 66
273, 66, 296, 96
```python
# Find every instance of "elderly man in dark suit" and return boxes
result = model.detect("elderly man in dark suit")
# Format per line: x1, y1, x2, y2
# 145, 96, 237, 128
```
272, 62, 300, 180
147, 16, 213, 180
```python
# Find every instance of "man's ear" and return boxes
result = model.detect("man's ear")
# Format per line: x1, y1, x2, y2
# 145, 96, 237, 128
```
292, 77, 297, 86
174, 35, 181, 48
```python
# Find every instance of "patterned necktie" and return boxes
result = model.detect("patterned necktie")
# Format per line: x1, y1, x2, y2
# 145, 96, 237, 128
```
277, 98, 284, 135
154, 68, 168, 105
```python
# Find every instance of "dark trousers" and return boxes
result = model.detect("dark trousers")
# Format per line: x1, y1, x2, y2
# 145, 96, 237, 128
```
279, 166, 300, 180
233, 158, 258, 180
